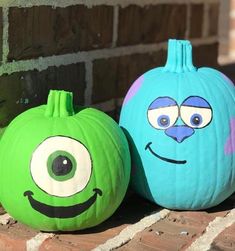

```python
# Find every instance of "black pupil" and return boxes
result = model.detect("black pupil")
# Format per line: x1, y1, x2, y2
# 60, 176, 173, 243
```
160, 117, 168, 126
52, 155, 72, 176
193, 116, 201, 125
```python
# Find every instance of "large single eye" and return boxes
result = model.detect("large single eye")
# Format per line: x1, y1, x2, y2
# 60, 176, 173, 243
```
180, 96, 212, 129
30, 136, 92, 197
147, 97, 179, 129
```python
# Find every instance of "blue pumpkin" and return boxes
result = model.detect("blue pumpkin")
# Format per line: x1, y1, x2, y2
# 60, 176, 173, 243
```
119, 39, 235, 210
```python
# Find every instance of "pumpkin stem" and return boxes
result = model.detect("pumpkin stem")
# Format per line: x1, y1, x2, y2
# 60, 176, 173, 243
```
45, 90, 75, 117
163, 39, 197, 73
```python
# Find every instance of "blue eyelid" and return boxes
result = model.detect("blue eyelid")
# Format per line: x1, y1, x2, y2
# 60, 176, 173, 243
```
181, 96, 211, 108
149, 97, 177, 110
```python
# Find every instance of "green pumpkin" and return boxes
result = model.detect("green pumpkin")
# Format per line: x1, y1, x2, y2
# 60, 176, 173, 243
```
0, 90, 130, 231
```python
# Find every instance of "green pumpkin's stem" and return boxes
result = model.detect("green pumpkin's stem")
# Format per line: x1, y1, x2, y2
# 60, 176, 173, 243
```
163, 39, 197, 73
45, 90, 75, 117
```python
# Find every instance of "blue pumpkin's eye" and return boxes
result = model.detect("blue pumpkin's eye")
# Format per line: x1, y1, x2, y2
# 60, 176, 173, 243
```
190, 114, 202, 126
148, 97, 179, 130
157, 115, 170, 128
180, 96, 212, 129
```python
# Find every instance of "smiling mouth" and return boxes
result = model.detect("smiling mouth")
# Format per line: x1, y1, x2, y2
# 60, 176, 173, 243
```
24, 188, 102, 218
145, 142, 187, 165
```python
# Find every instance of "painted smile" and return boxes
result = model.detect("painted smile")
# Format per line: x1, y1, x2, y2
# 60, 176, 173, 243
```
145, 142, 187, 165
24, 188, 102, 218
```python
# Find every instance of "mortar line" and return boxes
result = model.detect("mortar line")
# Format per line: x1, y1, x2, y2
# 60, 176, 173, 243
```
84, 60, 93, 106
186, 209, 235, 251
92, 209, 170, 251
26, 233, 55, 251
0, 36, 217, 76
0, 213, 11, 225
203, 2, 209, 37
0, 0, 220, 8
111, 5, 119, 48
185, 2, 191, 39
2, 7, 9, 64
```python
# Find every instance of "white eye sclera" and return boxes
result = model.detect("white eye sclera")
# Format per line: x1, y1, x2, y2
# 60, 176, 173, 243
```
30, 136, 92, 197
180, 106, 212, 128
148, 105, 179, 130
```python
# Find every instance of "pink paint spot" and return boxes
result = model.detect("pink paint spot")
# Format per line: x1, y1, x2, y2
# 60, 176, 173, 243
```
123, 75, 144, 105
221, 73, 234, 87
225, 118, 235, 155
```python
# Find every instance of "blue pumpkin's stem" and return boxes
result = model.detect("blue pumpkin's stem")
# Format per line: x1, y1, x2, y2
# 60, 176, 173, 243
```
45, 90, 75, 117
163, 39, 197, 73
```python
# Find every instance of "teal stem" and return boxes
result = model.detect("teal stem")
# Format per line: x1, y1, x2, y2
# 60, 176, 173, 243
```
163, 39, 197, 73
45, 90, 75, 118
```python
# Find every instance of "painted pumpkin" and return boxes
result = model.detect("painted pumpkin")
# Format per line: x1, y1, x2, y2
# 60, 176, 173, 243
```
0, 90, 130, 231
119, 39, 235, 210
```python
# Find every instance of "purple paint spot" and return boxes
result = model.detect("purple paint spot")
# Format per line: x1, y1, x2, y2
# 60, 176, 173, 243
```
225, 118, 235, 155
221, 73, 234, 87
123, 75, 144, 105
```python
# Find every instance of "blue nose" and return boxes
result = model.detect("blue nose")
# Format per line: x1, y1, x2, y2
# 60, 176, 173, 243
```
165, 126, 194, 143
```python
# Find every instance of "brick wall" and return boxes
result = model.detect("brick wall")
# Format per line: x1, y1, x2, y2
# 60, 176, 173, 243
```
0, 0, 219, 127
228, 0, 235, 58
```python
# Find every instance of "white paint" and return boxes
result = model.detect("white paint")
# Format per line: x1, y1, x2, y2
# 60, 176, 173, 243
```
186, 209, 235, 251
0, 37, 217, 76
26, 233, 54, 251
31, 136, 92, 197
0, 0, 220, 8
0, 213, 11, 225
92, 209, 170, 251
2, 7, 9, 63
84, 60, 93, 106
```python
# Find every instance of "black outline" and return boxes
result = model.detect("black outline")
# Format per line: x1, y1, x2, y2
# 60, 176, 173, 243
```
145, 142, 187, 164
147, 96, 179, 130
147, 95, 213, 131
24, 188, 102, 218
180, 96, 213, 129
30, 135, 93, 198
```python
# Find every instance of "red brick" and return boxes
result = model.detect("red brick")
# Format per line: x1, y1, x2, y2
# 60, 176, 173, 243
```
193, 42, 218, 67
118, 4, 187, 46
211, 222, 235, 251
118, 197, 232, 251
8, 6, 113, 60
0, 63, 85, 126
208, 3, 219, 36
189, 4, 204, 38
40, 194, 157, 251
92, 50, 166, 103
0, 221, 38, 251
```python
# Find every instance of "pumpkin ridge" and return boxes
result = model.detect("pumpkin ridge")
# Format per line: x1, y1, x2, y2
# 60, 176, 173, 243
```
45, 90, 75, 118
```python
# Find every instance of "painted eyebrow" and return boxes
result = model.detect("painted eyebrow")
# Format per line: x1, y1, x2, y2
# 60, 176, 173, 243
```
181, 96, 211, 108
148, 97, 177, 109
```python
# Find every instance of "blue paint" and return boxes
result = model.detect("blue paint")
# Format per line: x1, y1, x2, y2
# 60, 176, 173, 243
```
149, 97, 177, 109
120, 39, 235, 210
182, 96, 211, 108
157, 115, 170, 128
190, 113, 202, 127
165, 125, 194, 143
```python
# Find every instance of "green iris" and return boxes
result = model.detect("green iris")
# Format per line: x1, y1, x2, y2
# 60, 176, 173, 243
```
47, 150, 77, 181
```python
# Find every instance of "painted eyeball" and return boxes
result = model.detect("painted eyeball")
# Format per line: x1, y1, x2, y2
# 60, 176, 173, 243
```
30, 136, 92, 197
180, 96, 212, 129
147, 97, 179, 129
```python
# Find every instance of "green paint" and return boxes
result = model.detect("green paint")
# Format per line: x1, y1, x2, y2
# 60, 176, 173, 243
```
0, 90, 130, 231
